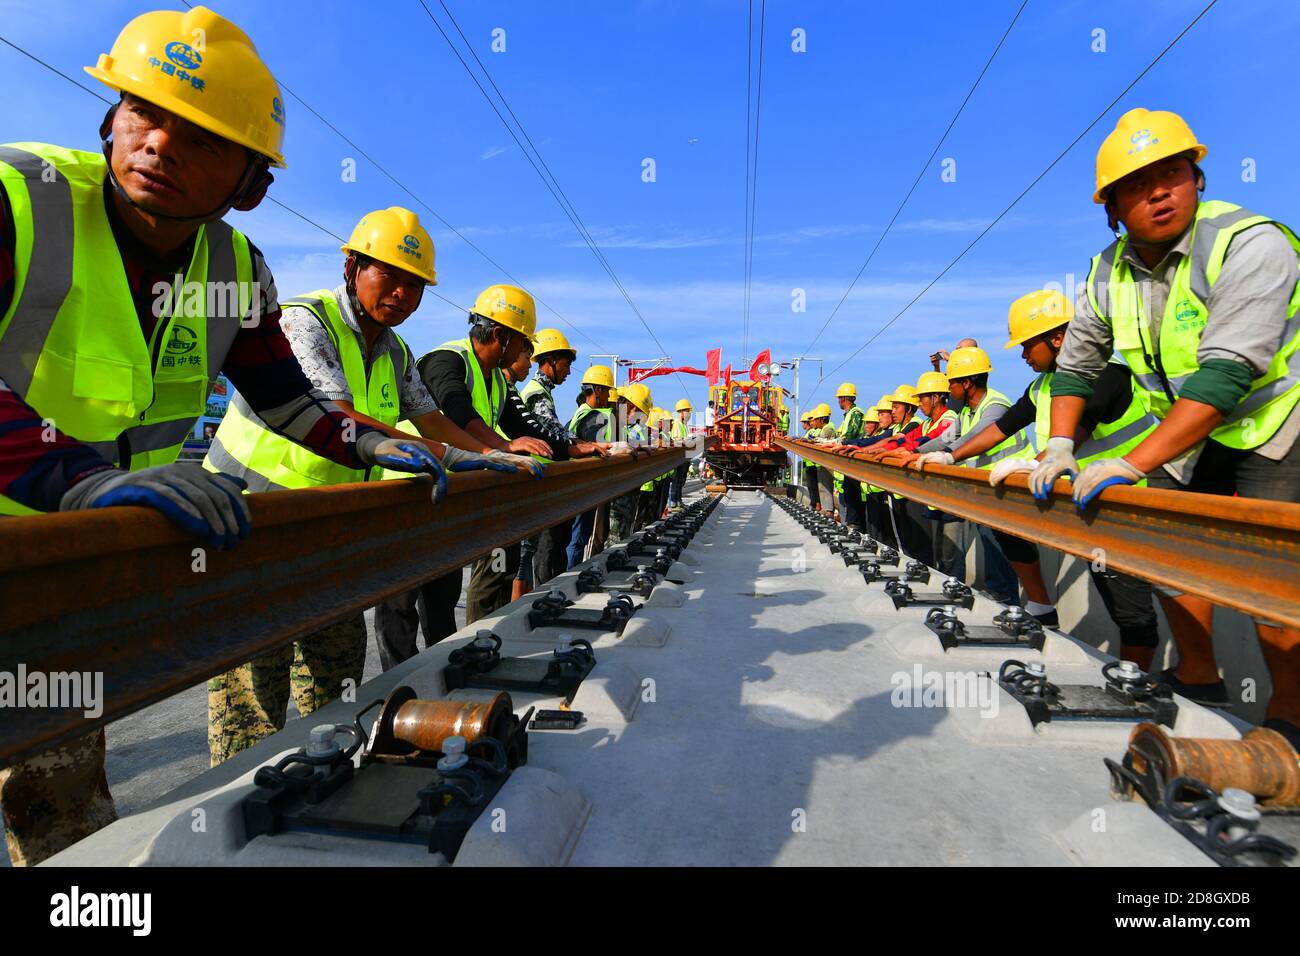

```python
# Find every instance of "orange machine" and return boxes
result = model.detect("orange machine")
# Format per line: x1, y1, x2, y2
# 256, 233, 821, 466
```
704, 379, 789, 487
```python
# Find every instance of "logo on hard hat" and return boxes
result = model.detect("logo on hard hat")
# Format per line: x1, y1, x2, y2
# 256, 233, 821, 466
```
398, 234, 423, 259
1127, 128, 1159, 155
271, 97, 286, 128
166, 325, 198, 354
165, 42, 203, 71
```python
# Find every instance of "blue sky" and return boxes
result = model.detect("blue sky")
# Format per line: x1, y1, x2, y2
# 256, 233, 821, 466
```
4, 0, 1299, 419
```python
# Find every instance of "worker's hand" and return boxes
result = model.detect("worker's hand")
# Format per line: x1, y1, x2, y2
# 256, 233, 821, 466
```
507, 436, 552, 458
356, 435, 448, 501
440, 445, 544, 480
604, 441, 634, 456
1028, 437, 1080, 500
1072, 457, 1144, 509
988, 457, 1036, 487
913, 451, 954, 470
569, 440, 609, 459
59, 463, 251, 550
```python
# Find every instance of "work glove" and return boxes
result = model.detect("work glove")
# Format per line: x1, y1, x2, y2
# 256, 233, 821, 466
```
59, 462, 251, 550
914, 451, 954, 469
357, 434, 449, 503
442, 445, 544, 480
1028, 437, 1080, 500
1072, 457, 1144, 510
988, 458, 1036, 487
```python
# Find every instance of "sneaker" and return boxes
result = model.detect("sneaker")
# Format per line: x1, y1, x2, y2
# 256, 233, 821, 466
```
1031, 609, 1059, 629
1262, 718, 1300, 753
1158, 668, 1230, 708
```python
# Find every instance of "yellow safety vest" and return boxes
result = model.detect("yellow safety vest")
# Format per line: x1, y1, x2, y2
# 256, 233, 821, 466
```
1087, 200, 1300, 449
959, 387, 1032, 468
205, 288, 407, 490
0, 143, 254, 515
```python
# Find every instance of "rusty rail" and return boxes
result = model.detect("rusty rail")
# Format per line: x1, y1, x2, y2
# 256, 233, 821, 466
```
777, 437, 1300, 628
0, 446, 692, 767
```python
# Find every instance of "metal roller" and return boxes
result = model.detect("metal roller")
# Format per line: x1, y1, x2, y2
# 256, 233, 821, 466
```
368, 685, 517, 758
1127, 723, 1300, 807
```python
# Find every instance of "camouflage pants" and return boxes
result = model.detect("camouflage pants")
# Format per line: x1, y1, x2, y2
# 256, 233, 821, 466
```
608, 491, 638, 543
0, 729, 117, 866
207, 615, 367, 767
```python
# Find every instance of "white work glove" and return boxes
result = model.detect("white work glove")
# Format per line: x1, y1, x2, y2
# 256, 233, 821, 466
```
988, 457, 1036, 487
1072, 457, 1145, 509
1028, 437, 1080, 499
914, 451, 954, 469
60, 462, 251, 550
442, 446, 544, 480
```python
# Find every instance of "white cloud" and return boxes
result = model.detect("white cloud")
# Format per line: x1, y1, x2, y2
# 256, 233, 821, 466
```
480, 145, 512, 160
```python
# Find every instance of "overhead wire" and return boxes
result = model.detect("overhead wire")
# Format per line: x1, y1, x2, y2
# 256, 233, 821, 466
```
742, 0, 767, 368
798, 0, 1029, 359
804, 0, 1220, 403
418, 0, 691, 398
0, 30, 470, 314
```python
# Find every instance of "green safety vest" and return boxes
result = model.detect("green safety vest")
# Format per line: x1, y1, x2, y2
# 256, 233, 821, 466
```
205, 288, 408, 490
569, 402, 612, 441
839, 404, 865, 441
424, 337, 507, 435
1086, 200, 1300, 449
0, 143, 254, 515
1023, 368, 1158, 486
959, 387, 1032, 468
519, 376, 550, 416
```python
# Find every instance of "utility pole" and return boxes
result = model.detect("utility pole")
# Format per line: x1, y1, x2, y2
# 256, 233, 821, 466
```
782, 357, 822, 431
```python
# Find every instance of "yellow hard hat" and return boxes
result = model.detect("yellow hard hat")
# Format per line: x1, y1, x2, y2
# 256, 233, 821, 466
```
533, 328, 576, 361
889, 384, 920, 406
470, 284, 537, 342
836, 382, 858, 399
800, 410, 813, 422
1093, 108, 1207, 204
342, 207, 436, 285
581, 364, 614, 388
946, 346, 992, 379
85, 6, 288, 168
676, 398, 693, 412
1006, 290, 1073, 348
812, 403, 832, 419
915, 371, 949, 395
864, 408, 880, 424
621, 382, 652, 414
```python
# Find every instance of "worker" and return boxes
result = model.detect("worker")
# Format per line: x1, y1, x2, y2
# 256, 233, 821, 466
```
515, 328, 604, 597
204, 207, 536, 763
668, 398, 693, 510
808, 404, 838, 518
566, 365, 618, 563
0, 7, 440, 866
1039, 109, 1300, 739
861, 397, 896, 543
835, 383, 867, 532
906, 348, 1025, 602
778, 404, 790, 435
799, 410, 821, 508
612, 382, 653, 537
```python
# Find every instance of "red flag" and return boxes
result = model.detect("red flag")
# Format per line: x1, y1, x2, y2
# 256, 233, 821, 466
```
722, 364, 732, 386
749, 349, 772, 382
706, 348, 721, 385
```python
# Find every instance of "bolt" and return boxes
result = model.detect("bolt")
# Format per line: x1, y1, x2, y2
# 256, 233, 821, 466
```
307, 724, 339, 758
1005, 606, 1026, 621
438, 735, 469, 771
1218, 788, 1261, 822
473, 630, 496, 650
1116, 660, 1142, 680
1026, 662, 1047, 678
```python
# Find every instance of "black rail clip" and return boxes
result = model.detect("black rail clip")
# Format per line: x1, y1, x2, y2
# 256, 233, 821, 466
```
885, 577, 973, 610
998, 659, 1179, 728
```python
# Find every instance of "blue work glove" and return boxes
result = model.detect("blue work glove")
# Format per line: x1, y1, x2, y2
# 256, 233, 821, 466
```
1071, 457, 1144, 509
59, 462, 251, 550
443, 446, 544, 480
358, 435, 448, 503
1028, 437, 1080, 500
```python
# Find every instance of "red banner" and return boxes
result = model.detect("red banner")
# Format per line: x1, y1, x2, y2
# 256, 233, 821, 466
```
722, 364, 732, 386
627, 365, 708, 383
706, 348, 721, 385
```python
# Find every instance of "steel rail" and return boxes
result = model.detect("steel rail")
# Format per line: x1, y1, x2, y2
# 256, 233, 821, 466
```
0, 446, 693, 767
777, 438, 1300, 628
